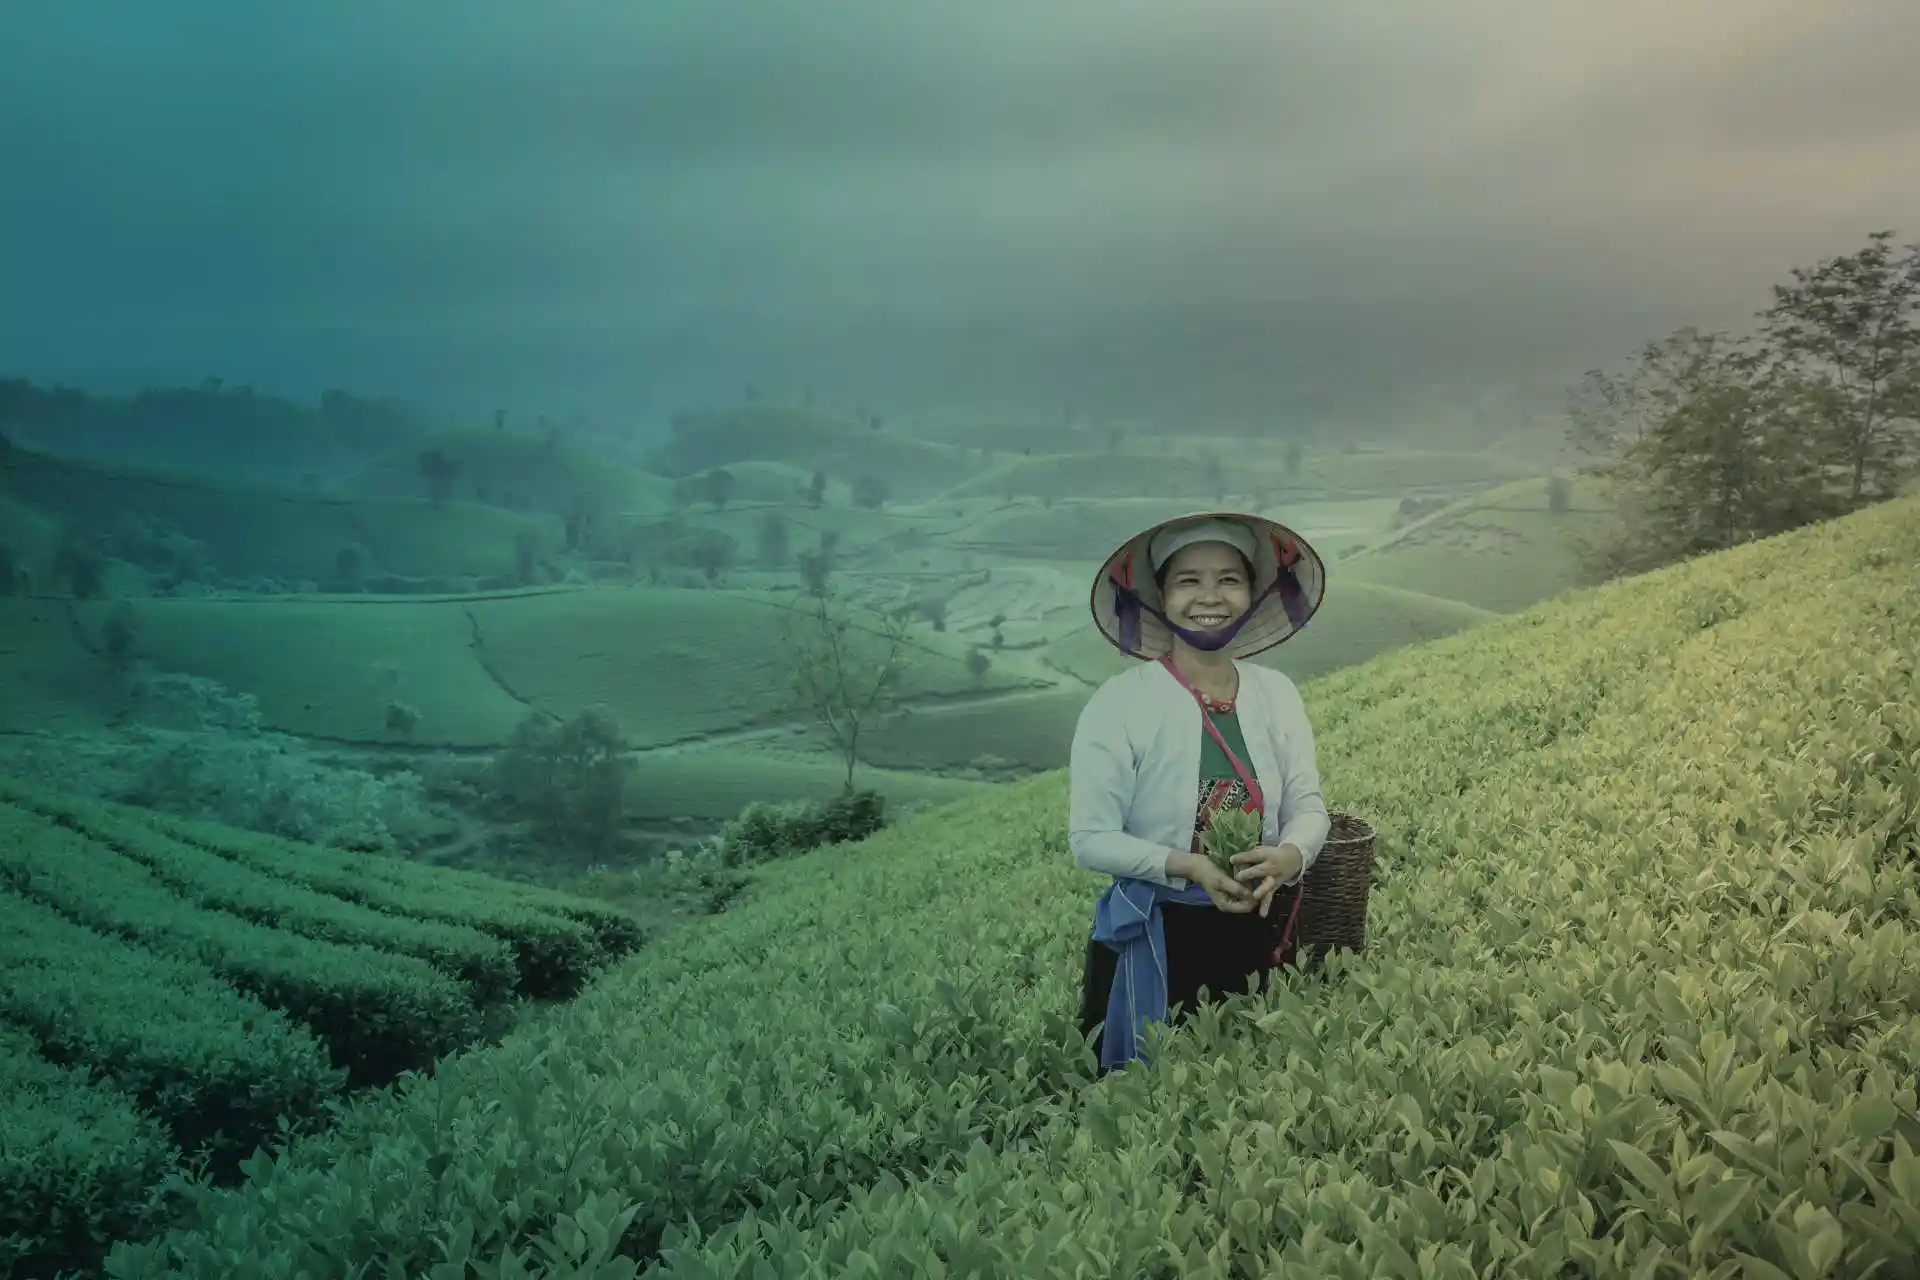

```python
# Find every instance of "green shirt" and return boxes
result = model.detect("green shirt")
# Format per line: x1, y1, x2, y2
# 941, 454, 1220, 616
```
1192, 709, 1261, 848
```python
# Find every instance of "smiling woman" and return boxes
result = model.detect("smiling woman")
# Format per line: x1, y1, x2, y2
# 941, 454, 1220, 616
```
1069, 510, 1332, 1073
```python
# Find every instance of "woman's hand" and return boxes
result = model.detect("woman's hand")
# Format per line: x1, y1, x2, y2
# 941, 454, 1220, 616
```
1177, 854, 1258, 914
1230, 844, 1304, 917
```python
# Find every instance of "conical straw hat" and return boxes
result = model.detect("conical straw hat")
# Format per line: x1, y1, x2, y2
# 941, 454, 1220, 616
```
1088, 510, 1326, 661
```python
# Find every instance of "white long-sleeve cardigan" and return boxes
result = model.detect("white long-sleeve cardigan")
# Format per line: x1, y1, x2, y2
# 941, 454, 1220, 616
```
1068, 658, 1331, 889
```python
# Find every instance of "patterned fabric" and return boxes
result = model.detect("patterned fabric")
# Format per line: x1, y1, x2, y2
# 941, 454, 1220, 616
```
1192, 777, 1255, 853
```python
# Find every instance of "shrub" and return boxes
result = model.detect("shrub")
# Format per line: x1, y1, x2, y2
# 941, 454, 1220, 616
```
384, 701, 419, 737
0, 671, 436, 852
484, 708, 629, 856
1548, 473, 1572, 512
102, 602, 138, 668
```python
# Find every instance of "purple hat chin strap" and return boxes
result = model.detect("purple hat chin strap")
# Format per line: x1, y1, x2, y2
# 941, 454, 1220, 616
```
1111, 567, 1310, 654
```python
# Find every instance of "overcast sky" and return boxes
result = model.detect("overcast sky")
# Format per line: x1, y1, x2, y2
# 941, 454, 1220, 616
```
3, 0, 1916, 433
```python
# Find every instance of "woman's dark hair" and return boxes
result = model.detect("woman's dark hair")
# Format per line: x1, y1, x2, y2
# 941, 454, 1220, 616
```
1154, 544, 1256, 596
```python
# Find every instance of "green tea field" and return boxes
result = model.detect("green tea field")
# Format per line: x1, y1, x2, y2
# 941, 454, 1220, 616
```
72, 491, 1920, 1278
0, 777, 648, 1277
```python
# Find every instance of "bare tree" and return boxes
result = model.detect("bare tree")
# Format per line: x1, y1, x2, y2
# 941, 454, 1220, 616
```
782, 590, 913, 790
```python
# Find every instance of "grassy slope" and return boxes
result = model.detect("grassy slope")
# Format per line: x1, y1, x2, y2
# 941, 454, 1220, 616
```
105, 493, 1920, 1276
1340, 474, 1616, 613
644, 409, 996, 500
338, 427, 675, 516
936, 445, 1542, 504
0, 446, 560, 582
50, 586, 1040, 748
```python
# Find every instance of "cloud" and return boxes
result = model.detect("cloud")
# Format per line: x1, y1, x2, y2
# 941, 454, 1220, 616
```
2, 0, 1915, 423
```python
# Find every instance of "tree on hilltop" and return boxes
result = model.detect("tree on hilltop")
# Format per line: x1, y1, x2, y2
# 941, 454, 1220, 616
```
417, 449, 461, 505
701, 468, 737, 511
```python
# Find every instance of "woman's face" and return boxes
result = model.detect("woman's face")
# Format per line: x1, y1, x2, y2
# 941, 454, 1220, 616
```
1160, 541, 1252, 632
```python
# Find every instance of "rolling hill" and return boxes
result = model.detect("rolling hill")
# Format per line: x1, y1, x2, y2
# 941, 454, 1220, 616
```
45, 586, 1045, 749
1341, 474, 1615, 613
0, 445, 561, 589
643, 406, 997, 500
336, 426, 675, 517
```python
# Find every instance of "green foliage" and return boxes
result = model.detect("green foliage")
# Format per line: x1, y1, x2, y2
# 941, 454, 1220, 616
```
9, 670, 438, 851
486, 707, 630, 856
1568, 230, 1920, 581
0, 892, 345, 1180
0, 1027, 180, 1280
1200, 805, 1262, 876
129, 798, 638, 993
714, 787, 886, 868
0, 803, 482, 1085
1546, 473, 1571, 512
0, 776, 522, 1001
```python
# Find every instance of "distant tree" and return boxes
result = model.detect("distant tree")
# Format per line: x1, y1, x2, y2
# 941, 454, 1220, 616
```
917, 597, 948, 632
514, 530, 539, 584
564, 491, 603, 553
782, 590, 913, 790
102, 602, 138, 668
1105, 425, 1124, 452
757, 511, 791, 568
1757, 229, 1920, 506
807, 469, 828, 508
686, 529, 738, 584
52, 531, 105, 599
853, 474, 889, 510
417, 448, 461, 505
494, 409, 507, 431
702, 468, 737, 511
966, 648, 991, 683
1284, 439, 1305, 475
1546, 474, 1572, 513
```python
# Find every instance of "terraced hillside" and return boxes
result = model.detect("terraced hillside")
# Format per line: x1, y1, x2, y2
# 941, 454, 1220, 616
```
94, 494, 1920, 1278
0, 779, 647, 1277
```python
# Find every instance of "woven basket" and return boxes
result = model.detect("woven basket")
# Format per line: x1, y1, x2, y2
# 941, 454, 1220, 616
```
1279, 811, 1376, 971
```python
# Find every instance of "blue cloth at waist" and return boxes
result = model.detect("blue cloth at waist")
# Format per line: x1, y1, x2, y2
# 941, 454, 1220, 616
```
1090, 876, 1214, 1070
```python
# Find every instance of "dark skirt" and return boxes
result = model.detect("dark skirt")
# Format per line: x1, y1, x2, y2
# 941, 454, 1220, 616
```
1078, 886, 1303, 1075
